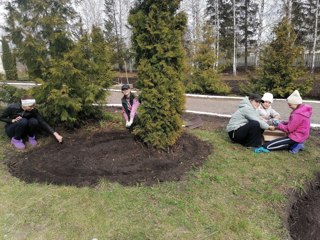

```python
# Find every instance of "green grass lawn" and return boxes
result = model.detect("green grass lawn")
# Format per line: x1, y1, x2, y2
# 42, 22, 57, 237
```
0, 127, 319, 240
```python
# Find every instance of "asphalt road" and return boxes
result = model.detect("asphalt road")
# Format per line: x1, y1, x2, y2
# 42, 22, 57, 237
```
107, 89, 320, 127
2, 82, 319, 126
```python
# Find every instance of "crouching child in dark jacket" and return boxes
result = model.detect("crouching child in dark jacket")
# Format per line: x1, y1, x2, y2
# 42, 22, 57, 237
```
0, 95, 63, 150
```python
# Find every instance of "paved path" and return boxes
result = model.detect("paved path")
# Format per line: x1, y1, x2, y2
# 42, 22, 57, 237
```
2, 82, 319, 126
107, 90, 320, 127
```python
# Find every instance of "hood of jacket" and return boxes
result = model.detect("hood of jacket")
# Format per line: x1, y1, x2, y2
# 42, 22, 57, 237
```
239, 96, 253, 109
293, 104, 312, 119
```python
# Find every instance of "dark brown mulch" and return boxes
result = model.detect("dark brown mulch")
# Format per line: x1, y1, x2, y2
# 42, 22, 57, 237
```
5, 114, 226, 187
287, 131, 320, 240
288, 173, 320, 240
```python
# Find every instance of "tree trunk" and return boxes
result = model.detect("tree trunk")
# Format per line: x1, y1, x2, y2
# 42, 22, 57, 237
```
215, 0, 220, 69
255, 0, 264, 66
244, 0, 248, 71
311, 0, 319, 73
233, 0, 237, 76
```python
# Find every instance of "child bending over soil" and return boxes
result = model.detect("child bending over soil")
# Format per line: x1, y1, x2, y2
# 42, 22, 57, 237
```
121, 84, 140, 128
0, 95, 63, 150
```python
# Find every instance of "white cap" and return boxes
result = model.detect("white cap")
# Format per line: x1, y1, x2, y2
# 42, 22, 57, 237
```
261, 92, 273, 103
287, 90, 302, 105
21, 99, 36, 107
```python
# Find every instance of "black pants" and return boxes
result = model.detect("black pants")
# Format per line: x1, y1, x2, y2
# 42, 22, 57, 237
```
5, 118, 39, 140
228, 120, 264, 147
263, 137, 296, 151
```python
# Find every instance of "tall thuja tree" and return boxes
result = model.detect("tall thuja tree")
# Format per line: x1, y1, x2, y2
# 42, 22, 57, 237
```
128, 0, 187, 149
246, 18, 312, 97
186, 22, 230, 94
32, 27, 114, 127
4, 0, 77, 80
1, 37, 18, 81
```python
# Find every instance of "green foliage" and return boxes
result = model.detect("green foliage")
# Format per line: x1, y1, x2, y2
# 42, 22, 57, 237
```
0, 85, 27, 103
32, 27, 114, 128
3, 0, 114, 128
4, 0, 78, 80
1, 37, 18, 81
185, 23, 230, 95
243, 18, 313, 97
128, 0, 187, 149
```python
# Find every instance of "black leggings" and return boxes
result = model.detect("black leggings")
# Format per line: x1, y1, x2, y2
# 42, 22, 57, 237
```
5, 118, 39, 140
263, 137, 296, 151
228, 120, 264, 147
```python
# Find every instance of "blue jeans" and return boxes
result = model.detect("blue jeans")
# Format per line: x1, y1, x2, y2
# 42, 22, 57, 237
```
5, 118, 39, 140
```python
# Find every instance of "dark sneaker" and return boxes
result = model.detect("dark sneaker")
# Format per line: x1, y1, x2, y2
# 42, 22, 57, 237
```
11, 137, 25, 150
289, 143, 305, 154
28, 135, 37, 146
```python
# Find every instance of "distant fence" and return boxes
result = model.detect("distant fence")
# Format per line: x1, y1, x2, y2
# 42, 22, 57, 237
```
236, 53, 320, 68
1, 52, 320, 77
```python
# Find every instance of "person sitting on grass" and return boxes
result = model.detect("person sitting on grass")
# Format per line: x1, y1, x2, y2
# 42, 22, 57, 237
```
226, 93, 275, 148
0, 95, 63, 150
121, 84, 140, 128
257, 92, 281, 125
263, 90, 312, 154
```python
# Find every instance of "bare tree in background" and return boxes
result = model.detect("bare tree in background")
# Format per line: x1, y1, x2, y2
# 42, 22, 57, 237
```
282, 0, 292, 23
75, 0, 105, 29
311, 0, 319, 73
104, 0, 134, 74
233, 0, 237, 76
255, 0, 264, 66
214, 0, 220, 69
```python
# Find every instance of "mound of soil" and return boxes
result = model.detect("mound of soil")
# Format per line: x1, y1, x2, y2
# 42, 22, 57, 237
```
289, 173, 320, 240
5, 114, 226, 187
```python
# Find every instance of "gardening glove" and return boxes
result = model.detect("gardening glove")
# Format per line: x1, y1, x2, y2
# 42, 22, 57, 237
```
127, 119, 133, 127
125, 120, 130, 128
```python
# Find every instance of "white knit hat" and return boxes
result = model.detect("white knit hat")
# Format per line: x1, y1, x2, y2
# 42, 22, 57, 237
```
262, 92, 273, 103
21, 99, 36, 107
287, 90, 302, 105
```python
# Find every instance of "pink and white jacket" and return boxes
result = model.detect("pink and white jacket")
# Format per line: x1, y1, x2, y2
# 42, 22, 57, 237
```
277, 104, 313, 143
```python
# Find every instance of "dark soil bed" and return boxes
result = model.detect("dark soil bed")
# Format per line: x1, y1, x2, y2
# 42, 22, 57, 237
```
5, 114, 227, 187
289, 173, 320, 240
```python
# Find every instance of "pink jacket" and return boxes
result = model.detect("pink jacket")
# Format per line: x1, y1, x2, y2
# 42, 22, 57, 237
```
122, 97, 140, 122
277, 104, 313, 143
